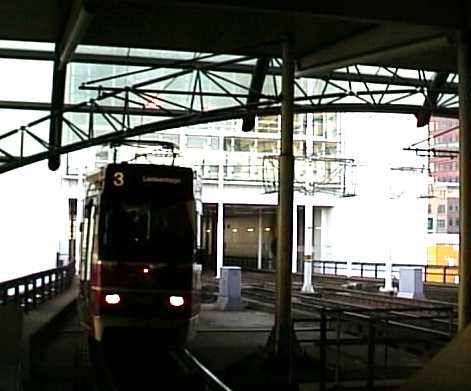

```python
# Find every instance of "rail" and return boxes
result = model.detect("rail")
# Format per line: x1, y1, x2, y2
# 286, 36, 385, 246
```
0, 262, 75, 312
180, 349, 233, 391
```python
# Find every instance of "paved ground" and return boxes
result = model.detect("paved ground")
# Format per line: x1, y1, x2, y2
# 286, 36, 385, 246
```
20, 275, 439, 391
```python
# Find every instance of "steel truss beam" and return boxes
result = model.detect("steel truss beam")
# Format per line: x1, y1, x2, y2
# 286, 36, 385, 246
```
0, 51, 460, 174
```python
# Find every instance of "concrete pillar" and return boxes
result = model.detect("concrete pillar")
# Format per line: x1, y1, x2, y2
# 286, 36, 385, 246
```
458, 30, 471, 331
320, 207, 329, 259
257, 210, 263, 270
273, 36, 295, 358
215, 142, 225, 279
292, 205, 298, 274
302, 203, 314, 293
216, 201, 224, 279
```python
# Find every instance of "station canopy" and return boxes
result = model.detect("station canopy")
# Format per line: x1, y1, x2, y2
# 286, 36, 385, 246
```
0, 0, 465, 174
0, 0, 463, 74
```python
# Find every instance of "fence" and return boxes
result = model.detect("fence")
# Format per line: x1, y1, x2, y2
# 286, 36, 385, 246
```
293, 304, 455, 390
311, 260, 459, 284
225, 256, 459, 285
0, 262, 75, 313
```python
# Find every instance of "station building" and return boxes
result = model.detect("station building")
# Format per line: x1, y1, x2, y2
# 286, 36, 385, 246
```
63, 110, 430, 279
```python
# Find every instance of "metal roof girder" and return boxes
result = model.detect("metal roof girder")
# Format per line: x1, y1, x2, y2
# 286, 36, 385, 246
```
297, 25, 453, 77
57, 0, 97, 70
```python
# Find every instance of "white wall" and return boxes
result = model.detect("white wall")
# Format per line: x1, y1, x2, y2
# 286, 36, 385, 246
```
0, 162, 66, 282
327, 113, 429, 265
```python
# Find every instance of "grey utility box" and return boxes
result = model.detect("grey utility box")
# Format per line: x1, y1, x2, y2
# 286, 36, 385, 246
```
397, 267, 424, 299
217, 266, 244, 311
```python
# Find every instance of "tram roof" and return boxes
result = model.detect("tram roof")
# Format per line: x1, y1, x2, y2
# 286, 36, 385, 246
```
0, 0, 463, 74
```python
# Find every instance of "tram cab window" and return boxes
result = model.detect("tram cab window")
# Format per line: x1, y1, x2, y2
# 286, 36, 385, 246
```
99, 201, 194, 262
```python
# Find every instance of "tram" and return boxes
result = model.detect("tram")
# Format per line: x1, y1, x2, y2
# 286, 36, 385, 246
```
78, 162, 201, 346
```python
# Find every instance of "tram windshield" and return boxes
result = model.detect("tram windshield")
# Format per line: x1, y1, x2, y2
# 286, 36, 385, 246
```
99, 200, 194, 262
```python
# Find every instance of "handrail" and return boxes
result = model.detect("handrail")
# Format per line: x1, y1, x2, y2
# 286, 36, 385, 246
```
293, 303, 456, 390
0, 262, 76, 312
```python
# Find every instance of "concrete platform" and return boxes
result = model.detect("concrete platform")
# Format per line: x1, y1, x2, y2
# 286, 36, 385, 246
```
189, 303, 274, 375
22, 278, 79, 383
188, 304, 315, 391
0, 278, 78, 391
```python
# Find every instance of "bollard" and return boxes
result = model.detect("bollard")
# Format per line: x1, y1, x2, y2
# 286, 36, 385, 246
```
216, 266, 243, 311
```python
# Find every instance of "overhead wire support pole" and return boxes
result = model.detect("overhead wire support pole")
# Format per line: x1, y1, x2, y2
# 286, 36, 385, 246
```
273, 35, 295, 359
458, 29, 471, 331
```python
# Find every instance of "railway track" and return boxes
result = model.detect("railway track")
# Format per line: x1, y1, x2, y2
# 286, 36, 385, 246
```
88, 336, 231, 391
204, 270, 457, 338
240, 267, 459, 303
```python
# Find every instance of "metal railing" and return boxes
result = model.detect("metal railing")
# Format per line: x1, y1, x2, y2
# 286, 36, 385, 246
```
311, 260, 459, 284
0, 262, 75, 313
225, 256, 459, 285
293, 304, 455, 390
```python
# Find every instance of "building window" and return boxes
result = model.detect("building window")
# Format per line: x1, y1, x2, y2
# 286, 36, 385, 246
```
437, 205, 446, 214
427, 217, 434, 230
325, 144, 337, 156
293, 115, 305, 135
449, 218, 454, 227
257, 140, 279, 154
313, 114, 324, 137
257, 116, 279, 133
224, 137, 256, 152
293, 141, 305, 156
187, 135, 219, 150
428, 204, 432, 214
187, 135, 207, 149
437, 219, 446, 229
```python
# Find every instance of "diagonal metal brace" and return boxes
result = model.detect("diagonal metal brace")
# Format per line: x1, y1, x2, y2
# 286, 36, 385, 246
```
416, 72, 449, 127
242, 57, 271, 131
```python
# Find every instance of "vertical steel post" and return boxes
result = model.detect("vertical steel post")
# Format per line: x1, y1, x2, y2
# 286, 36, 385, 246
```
257, 210, 263, 270
458, 30, 471, 331
292, 205, 298, 273
273, 36, 295, 358
319, 309, 327, 391
48, 54, 67, 171
367, 318, 376, 389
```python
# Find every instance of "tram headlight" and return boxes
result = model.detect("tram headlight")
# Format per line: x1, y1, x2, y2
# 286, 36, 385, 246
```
105, 294, 121, 305
169, 295, 185, 307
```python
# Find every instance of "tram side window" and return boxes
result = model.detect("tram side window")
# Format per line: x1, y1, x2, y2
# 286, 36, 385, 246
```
79, 200, 96, 281
79, 218, 89, 281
